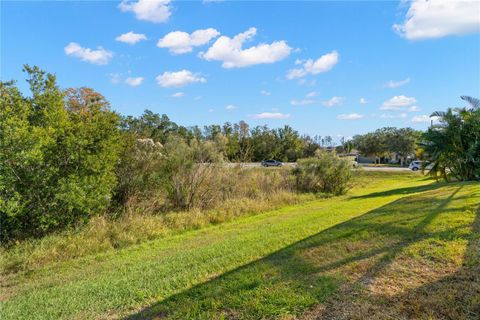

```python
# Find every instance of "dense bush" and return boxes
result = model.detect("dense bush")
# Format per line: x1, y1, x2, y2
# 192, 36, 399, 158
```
0, 67, 122, 241
0, 66, 357, 244
293, 150, 352, 195
158, 137, 224, 210
113, 136, 165, 214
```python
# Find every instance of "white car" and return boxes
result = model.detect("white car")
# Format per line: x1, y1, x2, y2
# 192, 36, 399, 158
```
409, 161, 434, 171
409, 161, 422, 171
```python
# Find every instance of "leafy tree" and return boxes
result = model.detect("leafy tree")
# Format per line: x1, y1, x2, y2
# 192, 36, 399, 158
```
379, 127, 419, 165
0, 66, 122, 241
251, 126, 280, 161
277, 125, 304, 161
352, 132, 387, 163
352, 127, 418, 165
121, 110, 186, 143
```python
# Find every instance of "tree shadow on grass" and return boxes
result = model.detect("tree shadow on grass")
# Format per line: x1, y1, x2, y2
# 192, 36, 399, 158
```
312, 197, 480, 320
126, 184, 478, 320
349, 181, 448, 200
389, 207, 480, 320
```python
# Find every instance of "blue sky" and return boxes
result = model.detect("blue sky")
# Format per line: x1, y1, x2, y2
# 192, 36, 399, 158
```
2, 0, 480, 139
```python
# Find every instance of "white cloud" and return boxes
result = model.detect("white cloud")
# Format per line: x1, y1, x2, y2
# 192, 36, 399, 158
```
380, 113, 408, 119
64, 42, 112, 65
156, 70, 206, 88
116, 31, 147, 45
260, 90, 271, 96
408, 105, 421, 112
322, 96, 345, 107
306, 91, 318, 98
157, 28, 220, 54
359, 97, 368, 104
290, 99, 315, 106
225, 104, 237, 110
287, 51, 339, 79
381, 95, 417, 110
384, 77, 410, 88
119, 0, 171, 23
393, 0, 480, 40
411, 115, 432, 123
337, 113, 364, 120
171, 92, 185, 98
252, 112, 290, 120
125, 77, 144, 86
200, 27, 291, 68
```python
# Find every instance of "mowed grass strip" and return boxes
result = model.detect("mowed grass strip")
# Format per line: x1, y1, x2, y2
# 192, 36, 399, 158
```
1, 172, 444, 319
141, 182, 479, 320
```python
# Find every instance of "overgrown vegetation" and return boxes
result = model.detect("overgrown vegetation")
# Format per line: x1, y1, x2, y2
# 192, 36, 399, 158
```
0, 66, 353, 243
421, 96, 480, 181
1, 189, 315, 274
2, 66, 478, 246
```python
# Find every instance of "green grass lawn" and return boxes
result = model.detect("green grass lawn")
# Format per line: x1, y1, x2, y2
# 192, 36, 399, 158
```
1, 172, 479, 319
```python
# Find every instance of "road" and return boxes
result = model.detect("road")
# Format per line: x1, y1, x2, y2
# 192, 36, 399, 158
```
224, 162, 414, 172
358, 165, 412, 172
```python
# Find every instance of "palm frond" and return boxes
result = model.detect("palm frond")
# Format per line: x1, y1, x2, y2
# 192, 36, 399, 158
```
430, 111, 445, 118
460, 96, 480, 109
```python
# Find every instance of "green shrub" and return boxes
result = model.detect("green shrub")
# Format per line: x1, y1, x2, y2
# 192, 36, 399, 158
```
0, 67, 122, 242
293, 150, 352, 195
159, 137, 225, 210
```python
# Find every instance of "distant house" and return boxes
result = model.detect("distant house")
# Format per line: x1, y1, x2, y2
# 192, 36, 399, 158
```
355, 152, 414, 165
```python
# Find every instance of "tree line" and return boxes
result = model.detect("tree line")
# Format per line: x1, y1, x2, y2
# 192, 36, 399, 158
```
122, 110, 339, 162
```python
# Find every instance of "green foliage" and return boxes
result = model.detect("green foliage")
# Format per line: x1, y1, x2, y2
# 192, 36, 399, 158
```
423, 97, 480, 181
352, 127, 420, 164
293, 150, 352, 195
121, 111, 191, 143
0, 67, 122, 241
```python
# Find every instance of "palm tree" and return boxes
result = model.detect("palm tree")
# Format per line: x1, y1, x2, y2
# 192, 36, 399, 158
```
423, 96, 480, 181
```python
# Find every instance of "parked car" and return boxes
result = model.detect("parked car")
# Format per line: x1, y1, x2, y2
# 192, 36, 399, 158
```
261, 159, 283, 167
409, 160, 433, 171
409, 160, 422, 171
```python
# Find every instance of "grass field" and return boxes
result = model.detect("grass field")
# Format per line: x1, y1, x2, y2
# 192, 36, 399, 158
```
1, 171, 479, 319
